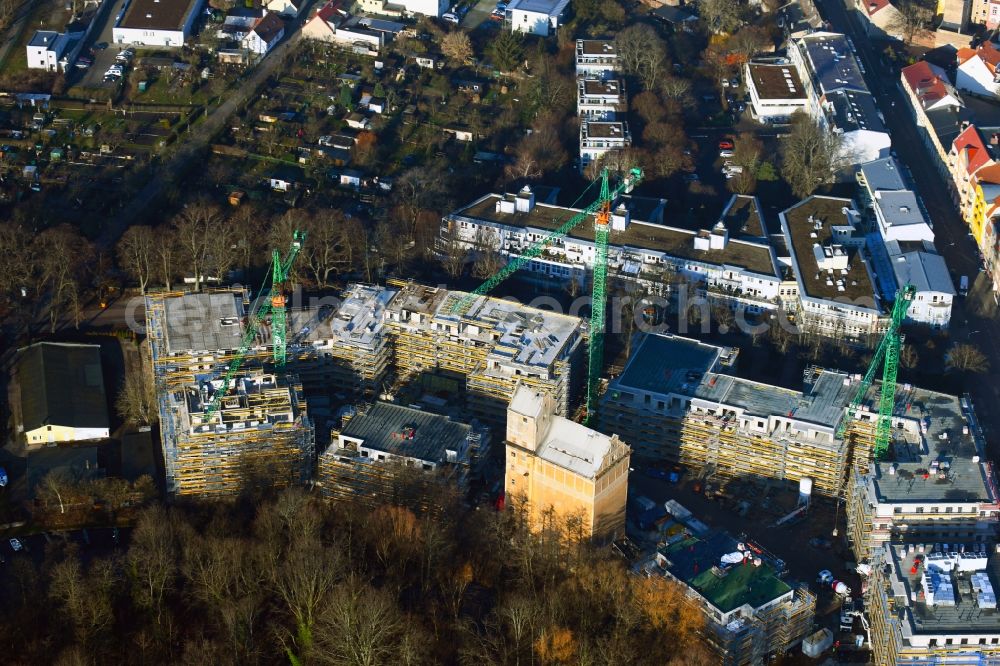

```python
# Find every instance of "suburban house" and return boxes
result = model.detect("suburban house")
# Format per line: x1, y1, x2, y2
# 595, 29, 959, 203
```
505, 0, 570, 36
301, 1, 344, 41
855, 0, 904, 40
266, 0, 304, 17
957, 41, 1000, 99
113, 0, 205, 47
15, 342, 109, 448
26, 30, 80, 72
899, 61, 969, 179
242, 13, 285, 55
216, 7, 264, 41
268, 165, 305, 192
345, 113, 370, 129
744, 61, 809, 123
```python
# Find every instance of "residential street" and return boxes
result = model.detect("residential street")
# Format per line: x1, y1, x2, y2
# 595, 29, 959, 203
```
97, 0, 320, 247
817, 0, 1000, 453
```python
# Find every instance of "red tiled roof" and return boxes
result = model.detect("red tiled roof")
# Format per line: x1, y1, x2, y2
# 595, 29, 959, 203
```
954, 125, 993, 175
316, 0, 341, 21
862, 0, 891, 16
959, 41, 1000, 74
901, 61, 950, 105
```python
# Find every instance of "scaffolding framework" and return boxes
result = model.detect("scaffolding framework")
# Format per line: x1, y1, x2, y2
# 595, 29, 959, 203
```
147, 291, 315, 497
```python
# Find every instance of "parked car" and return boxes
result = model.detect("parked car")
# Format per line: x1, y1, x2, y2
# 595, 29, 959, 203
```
442, 11, 459, 23
719, 149, 734, 158
683, 173, 700, 182
9, 538, 22, 552
718, 139, 734, 150
817, 569, 833, 585
75, 56, 93, 69
0, 466, 7, 487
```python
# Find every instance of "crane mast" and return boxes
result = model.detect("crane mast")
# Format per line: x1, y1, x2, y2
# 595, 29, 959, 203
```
451, 167, 643, 426
835, 284, 915, 460
201, 230, 305, 422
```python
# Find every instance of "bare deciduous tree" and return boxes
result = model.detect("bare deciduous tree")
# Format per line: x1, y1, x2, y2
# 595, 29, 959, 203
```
117, 225, 157, 294
780, 112, 850, 198
116, 363, 158, 427
946, 342, 989, 373
887, 0, 934, 44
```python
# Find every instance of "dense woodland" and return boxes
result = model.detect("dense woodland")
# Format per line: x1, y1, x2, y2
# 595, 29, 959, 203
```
0, 489, 710, 665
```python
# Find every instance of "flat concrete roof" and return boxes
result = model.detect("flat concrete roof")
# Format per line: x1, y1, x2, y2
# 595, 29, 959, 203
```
868, 388, 993, 503
339, 401, 473, 463
781, 196, 879, 303
614, 334, 723, 397
454, 195, 780, 278
119, 0, 201, 31
719, 194, 766, 239
884, 543, 1000, 635
582, 121, 628, 139
577, 39, 616, 56
581, 78, 625, 98
162, 292, 244, 354
747, 63, 806, 100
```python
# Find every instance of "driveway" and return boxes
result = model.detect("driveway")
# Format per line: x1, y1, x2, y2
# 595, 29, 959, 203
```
462, 0, 495, 29
73, 0, 128, 89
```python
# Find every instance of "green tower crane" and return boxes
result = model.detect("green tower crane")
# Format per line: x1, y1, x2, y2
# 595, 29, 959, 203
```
450, 167, 643, 424
201, 230, 305, 422
835, 283, 915, 460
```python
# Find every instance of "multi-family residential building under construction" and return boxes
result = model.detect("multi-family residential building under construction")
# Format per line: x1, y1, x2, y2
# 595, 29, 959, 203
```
146, 280, 584, 497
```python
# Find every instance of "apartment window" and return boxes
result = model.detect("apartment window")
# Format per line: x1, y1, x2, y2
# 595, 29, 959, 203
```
929, 639, 937, 647
946, 639, 953, 645
946, 507, 953, 513
511, 451, 516, 457
933, 507, 939, 513
510, 478, 515, 486
894, 507, 902, 514
916, 507, 924, 513
377, 454, 385, 461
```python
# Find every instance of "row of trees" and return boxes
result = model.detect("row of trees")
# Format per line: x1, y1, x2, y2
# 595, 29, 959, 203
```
0, 489, 711, 665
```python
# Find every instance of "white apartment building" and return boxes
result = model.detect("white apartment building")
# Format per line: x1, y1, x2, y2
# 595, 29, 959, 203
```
779, 196, 887, 340
577, 78, 626, 121
575, 39, 618, 78
791, 32, 891, 164
857, 157, 954, 329
442, 190, 783, 314
505, 0, 569, 36
579, 121, 631, 173
744, 62, 809, 123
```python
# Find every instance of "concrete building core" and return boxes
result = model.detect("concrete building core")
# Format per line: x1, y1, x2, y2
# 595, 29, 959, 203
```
505, 383, 630, 541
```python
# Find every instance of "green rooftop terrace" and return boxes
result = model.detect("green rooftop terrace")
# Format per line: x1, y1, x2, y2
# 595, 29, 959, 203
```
660, 532, 792, 613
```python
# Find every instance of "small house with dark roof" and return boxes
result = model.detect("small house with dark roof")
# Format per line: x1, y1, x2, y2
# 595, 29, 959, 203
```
15, 342, 109, 447
243, 12, 285, 55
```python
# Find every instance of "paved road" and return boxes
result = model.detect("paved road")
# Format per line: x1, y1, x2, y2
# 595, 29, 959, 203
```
96, 0, 320, 247
817, 0, 1000, 451
74, 0, 129, 89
